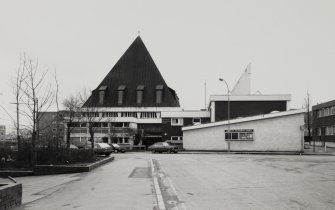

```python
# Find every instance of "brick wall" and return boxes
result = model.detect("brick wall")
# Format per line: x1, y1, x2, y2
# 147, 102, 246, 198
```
0, 183, 22, 209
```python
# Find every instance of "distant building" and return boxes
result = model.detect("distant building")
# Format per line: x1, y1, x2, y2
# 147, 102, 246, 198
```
37, 111, 66, 147
182, 64, 302, 152
209, 65, 291, 122
312, 100, 335, 143
0, 125, 5, 141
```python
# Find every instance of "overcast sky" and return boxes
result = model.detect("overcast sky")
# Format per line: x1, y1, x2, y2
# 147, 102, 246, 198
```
1, 0, 335, 132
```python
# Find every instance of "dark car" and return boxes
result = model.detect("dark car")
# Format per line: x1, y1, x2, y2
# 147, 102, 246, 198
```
149, 142, 178, 153
94, 143, 114, 156
111, 144, 126, 153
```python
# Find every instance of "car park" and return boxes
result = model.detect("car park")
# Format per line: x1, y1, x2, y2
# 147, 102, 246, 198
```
149, 142, 178, 153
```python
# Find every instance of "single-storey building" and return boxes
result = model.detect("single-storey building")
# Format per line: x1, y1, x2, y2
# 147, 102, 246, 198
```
182, 109, 306, 152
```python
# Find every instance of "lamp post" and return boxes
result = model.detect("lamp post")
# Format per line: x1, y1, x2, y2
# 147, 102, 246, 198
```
219, 78, 230, 152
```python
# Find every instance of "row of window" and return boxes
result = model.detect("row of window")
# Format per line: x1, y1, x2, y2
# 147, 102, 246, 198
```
99, 85, 164, 105
85, 112, 160, 119
171, 118, 201, 126
71, 122, 130, 128
317, 126, 335, 136
111, 137, 130, 144
317, 106, 335, 118
171, 136, 183, 141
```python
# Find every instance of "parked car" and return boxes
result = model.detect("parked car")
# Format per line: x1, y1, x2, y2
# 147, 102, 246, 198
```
111, 144, 126, 153
94, 143, 113, 156
70, 144, 78, 149
149, 142, 178, 153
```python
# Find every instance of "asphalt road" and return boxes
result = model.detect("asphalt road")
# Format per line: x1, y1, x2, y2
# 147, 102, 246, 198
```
3, 153, 335, 210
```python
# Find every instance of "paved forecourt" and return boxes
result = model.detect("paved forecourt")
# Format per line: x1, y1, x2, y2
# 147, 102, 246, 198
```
1, 153, 334, 210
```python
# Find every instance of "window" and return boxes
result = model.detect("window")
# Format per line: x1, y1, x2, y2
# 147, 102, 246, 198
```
331, 107, 335, 115
98, 86, 107, 105
317, 110, 322, 118
326, 127, 330, 136
155, 85, 163, 104
111, 122, 129, 128
136, 85, 144, 104
117, 85, 126, 105
225, 129, 254, 141
103, 112, 118, 117
329, 126, 334, 136
171, 136, 183, 141
124, 137, 129, 144
101, 123, 108, 128
140, 112, 157, 118
193, 118, 201, 124
171, 118, 183, 126
118, 137, 123, 144
121, 112, 136, 118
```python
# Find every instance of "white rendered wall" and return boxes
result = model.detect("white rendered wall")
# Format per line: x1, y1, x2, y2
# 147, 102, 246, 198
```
183, 113, 304, 152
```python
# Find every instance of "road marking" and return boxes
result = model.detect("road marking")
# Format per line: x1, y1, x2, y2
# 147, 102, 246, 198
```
151, 159, 166, 210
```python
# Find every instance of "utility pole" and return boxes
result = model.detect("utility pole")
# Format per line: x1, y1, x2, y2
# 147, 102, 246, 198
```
204, 81, 207, 110
219, 78, 230, 152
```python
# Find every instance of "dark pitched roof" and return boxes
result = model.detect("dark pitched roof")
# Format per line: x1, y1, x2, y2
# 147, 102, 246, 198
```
84, 36, 180, 107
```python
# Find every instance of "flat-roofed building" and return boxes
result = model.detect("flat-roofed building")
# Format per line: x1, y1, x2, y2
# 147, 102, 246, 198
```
312, 100, 335, 144
183, 109, 305, 152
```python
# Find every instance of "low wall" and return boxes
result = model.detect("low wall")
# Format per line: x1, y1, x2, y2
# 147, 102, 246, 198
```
0, 170, 33, 178
0, 183, 22, 209
34, 156, 114, 175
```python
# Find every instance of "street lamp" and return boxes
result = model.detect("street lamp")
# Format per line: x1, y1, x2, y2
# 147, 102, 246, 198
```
219, 78, 230, 152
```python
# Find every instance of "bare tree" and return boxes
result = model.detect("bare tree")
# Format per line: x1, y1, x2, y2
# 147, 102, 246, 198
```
78, 89, 102, 153
20, 56, 54, 164
304, 91, 312, 144
63, 95, 80, 149
11, 54, 27, 157
54, 70, 62, 149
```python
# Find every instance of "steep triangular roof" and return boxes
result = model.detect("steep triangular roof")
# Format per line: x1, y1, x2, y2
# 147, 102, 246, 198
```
84, 36, 180, 107
231, 63, 251, 95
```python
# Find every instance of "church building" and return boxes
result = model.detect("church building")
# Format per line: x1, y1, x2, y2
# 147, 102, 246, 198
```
71, 36, 210, 149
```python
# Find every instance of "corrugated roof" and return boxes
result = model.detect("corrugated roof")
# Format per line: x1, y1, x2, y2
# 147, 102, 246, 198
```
84, 36, 180, 107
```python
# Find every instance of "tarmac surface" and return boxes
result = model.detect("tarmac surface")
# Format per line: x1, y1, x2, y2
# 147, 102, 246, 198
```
1, 152, 335, 210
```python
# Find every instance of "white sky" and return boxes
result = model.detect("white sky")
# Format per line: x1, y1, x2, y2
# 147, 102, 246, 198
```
1, 0, 335, 132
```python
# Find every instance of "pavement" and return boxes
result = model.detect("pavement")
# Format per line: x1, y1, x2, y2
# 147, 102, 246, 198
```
0, 152, 334, 209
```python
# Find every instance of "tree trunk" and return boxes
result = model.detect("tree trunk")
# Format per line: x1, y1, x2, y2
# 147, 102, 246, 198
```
66, 123, 71, 150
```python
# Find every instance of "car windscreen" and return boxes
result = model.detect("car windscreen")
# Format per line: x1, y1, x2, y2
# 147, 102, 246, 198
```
162, 143, 170, 146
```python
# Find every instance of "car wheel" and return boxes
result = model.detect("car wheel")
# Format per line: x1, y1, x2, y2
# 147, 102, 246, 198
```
167, 149, 171, 154
115, 150, 118, 153
152, 149, 156, 153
